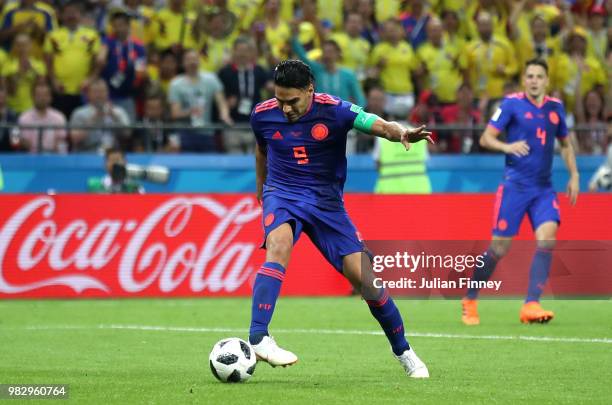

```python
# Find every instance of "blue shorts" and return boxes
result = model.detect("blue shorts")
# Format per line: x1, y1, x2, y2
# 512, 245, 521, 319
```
492, 183, 561, 237
261, 194, 365, 272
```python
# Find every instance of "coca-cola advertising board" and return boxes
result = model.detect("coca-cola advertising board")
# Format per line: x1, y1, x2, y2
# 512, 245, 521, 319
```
0, 194, 610, 299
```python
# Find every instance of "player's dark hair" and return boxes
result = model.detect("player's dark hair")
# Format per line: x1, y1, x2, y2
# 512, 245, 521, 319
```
525, 58, 548, 74
273, 60, 314, 89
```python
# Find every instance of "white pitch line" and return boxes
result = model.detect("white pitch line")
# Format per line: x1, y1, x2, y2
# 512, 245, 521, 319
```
8, 324, 612, 345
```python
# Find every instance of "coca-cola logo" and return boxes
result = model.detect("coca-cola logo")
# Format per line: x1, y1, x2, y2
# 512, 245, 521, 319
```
0, 196, 262, 295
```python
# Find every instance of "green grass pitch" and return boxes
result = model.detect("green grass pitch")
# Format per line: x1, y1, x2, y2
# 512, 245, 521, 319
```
0, 298, 610, 404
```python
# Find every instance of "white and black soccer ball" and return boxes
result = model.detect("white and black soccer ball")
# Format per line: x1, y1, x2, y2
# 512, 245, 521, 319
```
209, 338, 256, 383
595, 166, 612, 190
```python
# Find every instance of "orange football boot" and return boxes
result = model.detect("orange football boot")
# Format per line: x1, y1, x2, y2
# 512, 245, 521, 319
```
520, 302, 554, 324
461, 298, 480, 325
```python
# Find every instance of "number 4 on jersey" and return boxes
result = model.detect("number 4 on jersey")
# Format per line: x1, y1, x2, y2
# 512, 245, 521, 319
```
536, 127, 546, 145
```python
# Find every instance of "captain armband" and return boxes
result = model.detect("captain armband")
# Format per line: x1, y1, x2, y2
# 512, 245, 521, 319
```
352, 109, 379, 134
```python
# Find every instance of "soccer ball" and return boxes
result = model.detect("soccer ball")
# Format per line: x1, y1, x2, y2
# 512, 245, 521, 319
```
595, 166, 611, 190
209, 338, 256, 383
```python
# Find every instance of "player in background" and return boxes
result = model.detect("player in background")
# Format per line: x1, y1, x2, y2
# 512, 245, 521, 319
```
462, 58, 579, 325
249, 60, 433, 378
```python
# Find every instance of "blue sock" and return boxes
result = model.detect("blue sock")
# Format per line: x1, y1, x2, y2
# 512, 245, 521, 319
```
526, 248, 553, 303
249, 262, 285, 345
366, 290, 410, 356
466, 249, 499, 299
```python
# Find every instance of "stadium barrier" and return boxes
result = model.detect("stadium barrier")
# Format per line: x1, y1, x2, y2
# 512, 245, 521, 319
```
0, 122, 607, 153
1, 193, 610, 299
0, 153, 604, 193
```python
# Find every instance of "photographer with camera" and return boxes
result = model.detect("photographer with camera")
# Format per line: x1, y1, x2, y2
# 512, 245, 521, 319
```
87, 147, 170, 194
88, 147, 144, 193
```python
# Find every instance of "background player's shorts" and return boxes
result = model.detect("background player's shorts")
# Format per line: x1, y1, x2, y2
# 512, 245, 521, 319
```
492, 183, 561, 237
261, 194, 365, 272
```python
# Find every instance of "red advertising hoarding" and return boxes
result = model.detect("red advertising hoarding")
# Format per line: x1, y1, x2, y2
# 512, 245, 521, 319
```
0, 194, 610, 298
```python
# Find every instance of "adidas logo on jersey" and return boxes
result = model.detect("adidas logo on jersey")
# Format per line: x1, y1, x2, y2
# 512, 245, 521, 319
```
524, 112, 533, 119
272, 131, 283, 140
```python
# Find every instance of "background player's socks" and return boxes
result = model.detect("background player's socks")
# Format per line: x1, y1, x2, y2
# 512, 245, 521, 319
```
526, 247, 553, 303
366, 289, 410, 355
466, 249, 500, 299
249, 262, 286, 345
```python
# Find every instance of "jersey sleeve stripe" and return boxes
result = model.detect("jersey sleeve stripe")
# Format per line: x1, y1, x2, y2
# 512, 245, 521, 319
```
506, 92, 524, 99
544, 95, 563, 104
256, 98, 277, 108
314, 93, 340, 105
254, 99, 278, 113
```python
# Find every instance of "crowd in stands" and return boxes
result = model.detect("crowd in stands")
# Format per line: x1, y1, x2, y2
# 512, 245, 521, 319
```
0, 0, 609, 154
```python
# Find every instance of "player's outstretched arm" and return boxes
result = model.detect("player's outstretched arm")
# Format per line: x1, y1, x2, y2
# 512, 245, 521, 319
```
365, 115, 434, 151
255, 143, 267, 205
480, 125, 530, 157
559, 137, 579, 205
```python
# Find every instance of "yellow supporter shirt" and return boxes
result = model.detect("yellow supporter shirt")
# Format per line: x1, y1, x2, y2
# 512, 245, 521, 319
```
2, 57, 46, 113
331, 32, 371, 78
228, 0, 266, 30
0, 0, 56, 22
316, 0, 343, 29
0, 48, 6, 76
465, 36, 518, 99
280, 0, 295, 23
431, 0, 468, 13
444, 32, 466, 56
514, 6, 560, 47
0, 2, 56, 58
375, 0, 400, 24
553, 53, 607, 112
513, 33, 561, 66
512, 34, 561, 91
466, 4, 508, 41
43, 26, 100, 95
198, 32, 238, 73
265, 21, 291, 61
151, 8, 196, 51
370, 40, 419, 94
417, 41, 466, 103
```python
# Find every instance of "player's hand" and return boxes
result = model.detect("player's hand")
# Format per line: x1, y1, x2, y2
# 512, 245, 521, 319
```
401, 125, 434, 151
504, 141, 530, 157
567, 175, 579, 206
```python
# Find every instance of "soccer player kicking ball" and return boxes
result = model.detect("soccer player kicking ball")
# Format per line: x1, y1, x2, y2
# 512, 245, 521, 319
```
248, 60, 433, 378
462, 59, 579, 325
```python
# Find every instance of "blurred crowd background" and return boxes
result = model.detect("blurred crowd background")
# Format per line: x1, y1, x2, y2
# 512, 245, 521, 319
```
0, 0, 609, 155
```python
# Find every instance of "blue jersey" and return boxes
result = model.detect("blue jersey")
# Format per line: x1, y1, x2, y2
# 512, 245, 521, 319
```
251, 93, 361, 210
488, 92, 568, 187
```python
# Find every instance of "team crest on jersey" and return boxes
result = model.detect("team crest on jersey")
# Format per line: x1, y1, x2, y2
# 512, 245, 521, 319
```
311, 123, 329, 140
549, 111, 559, 125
